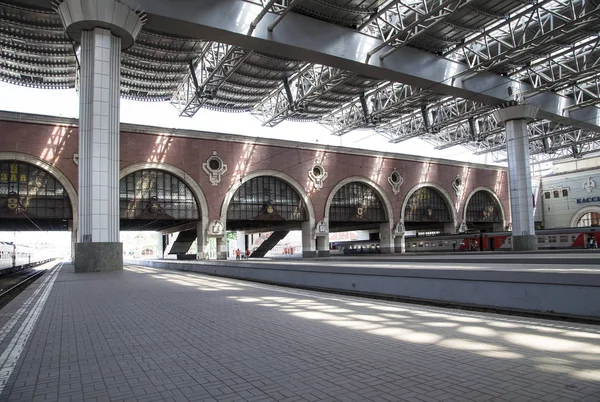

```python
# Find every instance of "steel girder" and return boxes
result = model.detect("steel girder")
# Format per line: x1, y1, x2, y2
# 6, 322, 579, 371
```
361, 0, 475, 60
170, 42, 252, 117
319, 81, 432, 136
119, 0, 600, 132
251, 63, 354, 126
420, 113, 501, 150
514, 37, 600, 98
446, 0, 600, 74
375, 97, 496, 143
463, 119, 600, 163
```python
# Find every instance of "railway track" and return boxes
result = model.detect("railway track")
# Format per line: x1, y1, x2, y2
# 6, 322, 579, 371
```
0, 266, 51, 309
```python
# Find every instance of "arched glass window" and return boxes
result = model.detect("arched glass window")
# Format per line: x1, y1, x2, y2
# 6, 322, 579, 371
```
329, 182, 386, 222
404, 187, 451, 222
119, 169, 199, 221
228, 176, 306, 221
577, 212, 600, 227
465, 191, 502, 223
0, 161, 72, 219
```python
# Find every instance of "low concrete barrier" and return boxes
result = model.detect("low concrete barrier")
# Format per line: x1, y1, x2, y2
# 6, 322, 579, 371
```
130, 259, 600, 320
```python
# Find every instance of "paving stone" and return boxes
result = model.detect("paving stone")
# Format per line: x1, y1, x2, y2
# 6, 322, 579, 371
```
0, 264, 599, 402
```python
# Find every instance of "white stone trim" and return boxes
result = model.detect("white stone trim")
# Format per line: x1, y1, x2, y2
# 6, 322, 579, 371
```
323, 176, 394, 228
219, 170, 316, 237
462, 186, 506, 227
0, 152, 78, 234
401, 182, 457, 228
119, 162, 209, 235
570, 205, 600, 227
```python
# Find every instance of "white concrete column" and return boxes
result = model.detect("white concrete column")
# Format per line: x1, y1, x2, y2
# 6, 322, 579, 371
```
156, 232, 164, 259
78, 28, 121, 244
379, 222, 393, 254
196, 222, 207, 259
216, 237, 227, 260
316, 234, 330, 257
301, 221, 316, 257
57, 0, 144, 272
394, 235, 405, 254
493, 104, 539, 251
236, 231, 246, 253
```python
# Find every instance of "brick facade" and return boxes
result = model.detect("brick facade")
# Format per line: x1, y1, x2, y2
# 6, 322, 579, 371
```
0, 112, 509, 229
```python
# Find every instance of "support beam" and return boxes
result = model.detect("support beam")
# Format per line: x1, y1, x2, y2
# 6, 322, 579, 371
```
55, 0, 144, 272
170, 42, 252, 117
493, 105, 539, 251
131, 0, 600, 131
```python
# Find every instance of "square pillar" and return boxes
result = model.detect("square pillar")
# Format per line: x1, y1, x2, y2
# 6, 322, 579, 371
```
394, 235, 405, 254
75, 28, 122, 272
196, 222, 208, 260
316, 234, 330, 257
302, 221, 316, 258
493, 105, 539, 251
379, 222, 393, 254
216, 237, 227, 260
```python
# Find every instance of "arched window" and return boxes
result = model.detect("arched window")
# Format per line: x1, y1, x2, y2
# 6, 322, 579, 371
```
577, 211, 600, 227
119, 169, 199, 222
465, 191, 502, 223
404, 187, 452, 222
228, 176, 306, 221
0, 161, 72, 223
330, 182, 386, 222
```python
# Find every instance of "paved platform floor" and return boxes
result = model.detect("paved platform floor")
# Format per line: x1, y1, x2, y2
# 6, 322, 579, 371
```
1, 262, 600, 402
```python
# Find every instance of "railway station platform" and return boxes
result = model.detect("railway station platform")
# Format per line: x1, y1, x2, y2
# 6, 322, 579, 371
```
134, 253, 600, 320
1, 261, 600, 402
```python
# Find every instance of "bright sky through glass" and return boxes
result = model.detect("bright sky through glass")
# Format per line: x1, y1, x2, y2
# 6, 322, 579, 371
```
0, 82, 502, 166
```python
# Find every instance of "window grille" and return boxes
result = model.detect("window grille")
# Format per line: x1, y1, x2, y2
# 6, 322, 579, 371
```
0, 161, 72, 219
562, 189, 568, 197
465, 191, 501, 223
329, 182, 386, 222
553, 190, 559, 198
119, 170, 199, 220
404, 187, 452, 222
227, 176, 307, 221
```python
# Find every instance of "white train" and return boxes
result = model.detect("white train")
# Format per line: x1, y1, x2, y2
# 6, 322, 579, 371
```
0, 241, 56, 274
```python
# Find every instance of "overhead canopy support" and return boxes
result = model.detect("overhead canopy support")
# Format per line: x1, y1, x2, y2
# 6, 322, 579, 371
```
133, 0, 600, 132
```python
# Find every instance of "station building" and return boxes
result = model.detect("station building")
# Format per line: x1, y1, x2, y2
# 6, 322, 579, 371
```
540, 157, 600, 229
0, 111, 509, 261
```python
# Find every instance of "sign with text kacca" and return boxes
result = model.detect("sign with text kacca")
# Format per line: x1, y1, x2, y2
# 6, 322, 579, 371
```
577, 196, 600, 204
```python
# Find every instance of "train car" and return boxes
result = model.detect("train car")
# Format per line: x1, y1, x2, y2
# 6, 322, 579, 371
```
405, 226, 600, 252
329, 227, 600, 254
0, 241, 56, 274
330, 240, 381, 255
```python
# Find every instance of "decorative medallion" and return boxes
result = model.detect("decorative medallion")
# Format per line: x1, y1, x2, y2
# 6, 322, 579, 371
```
388, 169, 403, 194
316, 220, 328, 234
583, 177, 596, 193
308, 163, 328, 191
266, 204, 274, 214
481, 205, 495, 221
203, 152, 227, 186
357, 203, 364, 218
452, 174, 463, 197
426, 207, 433, 218
458, 221, 468, 233
207, 220, 224, 236
148, 196, 161, 214
394, 221, 405, 235
7, 191, 18, 210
